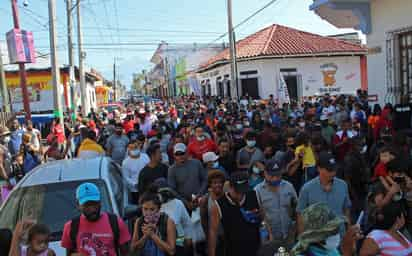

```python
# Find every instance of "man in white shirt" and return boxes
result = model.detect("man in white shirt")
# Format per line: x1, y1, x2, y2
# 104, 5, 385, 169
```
23, 120, 41, 153
320, 99, 336, 121
122, 141, 150, 204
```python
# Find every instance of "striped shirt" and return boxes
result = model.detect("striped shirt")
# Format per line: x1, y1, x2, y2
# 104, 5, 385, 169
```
368, 229, 412, 256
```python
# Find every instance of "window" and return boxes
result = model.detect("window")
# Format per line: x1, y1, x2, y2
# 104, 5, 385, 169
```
0, 180, 112, 241
109, 162, 124, 214
399, 32, 412, 100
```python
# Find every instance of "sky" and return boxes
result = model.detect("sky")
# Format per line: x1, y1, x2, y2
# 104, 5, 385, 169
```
0, 0, 359, 87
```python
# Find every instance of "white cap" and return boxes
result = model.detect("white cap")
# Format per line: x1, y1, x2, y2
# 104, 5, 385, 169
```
202, 152, 219, 163
173, 143, 187, 154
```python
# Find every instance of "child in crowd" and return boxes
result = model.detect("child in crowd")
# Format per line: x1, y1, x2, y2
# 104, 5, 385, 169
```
295, 132, 317, 183
9, 220, 56, 256
373, 147, 395, 180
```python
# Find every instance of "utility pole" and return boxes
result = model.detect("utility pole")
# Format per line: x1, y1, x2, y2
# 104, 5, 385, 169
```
49, 0, 63, 125
113, 58, 116, 102
66, 0, 76, 120
11, 0, 31, 120
227, 0, 239, 100
0, 45, 10, 112
76, 0, 87, 116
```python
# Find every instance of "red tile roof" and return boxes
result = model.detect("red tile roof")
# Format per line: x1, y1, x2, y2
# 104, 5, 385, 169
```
201, 24, 366, 70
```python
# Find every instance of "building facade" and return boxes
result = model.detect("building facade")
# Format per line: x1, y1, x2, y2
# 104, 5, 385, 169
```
310, 0, 412, 105
149, 42, 226, 97
198, 24, 367, 101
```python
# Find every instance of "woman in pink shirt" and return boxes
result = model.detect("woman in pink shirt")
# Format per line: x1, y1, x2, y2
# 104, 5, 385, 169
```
360, 201, 412, 256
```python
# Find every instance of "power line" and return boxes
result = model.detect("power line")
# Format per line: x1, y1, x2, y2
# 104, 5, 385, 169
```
208, 0, 282, 45
78, 27, 226, 34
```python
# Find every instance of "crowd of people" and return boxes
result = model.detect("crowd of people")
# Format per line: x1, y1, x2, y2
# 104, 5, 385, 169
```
2, 91, 412, 255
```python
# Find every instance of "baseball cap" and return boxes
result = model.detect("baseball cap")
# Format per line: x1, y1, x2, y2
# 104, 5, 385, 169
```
265, 160, 284, 176
318, 151, 338, 172
229, 171, 249, 193
202, 152, 219, 163
174, 143, 187, 154
76, 182, 101, 205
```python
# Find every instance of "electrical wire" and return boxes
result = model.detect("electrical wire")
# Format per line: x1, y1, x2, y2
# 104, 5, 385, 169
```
207, 0, 282, 45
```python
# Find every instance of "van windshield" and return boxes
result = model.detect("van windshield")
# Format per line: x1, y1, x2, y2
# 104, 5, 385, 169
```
0, 180, 112, 241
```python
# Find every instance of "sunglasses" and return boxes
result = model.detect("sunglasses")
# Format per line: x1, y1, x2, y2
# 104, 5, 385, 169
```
174, 152, 185, 156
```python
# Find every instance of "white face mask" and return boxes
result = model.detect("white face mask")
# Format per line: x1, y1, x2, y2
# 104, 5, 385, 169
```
252, 167, 261, 174
2, 136, 10, 144
324, 234, 341, 251
212, 162, 219, 169
129, 149, 140, 157
246, 140, 256, 148
197, 135, 205, 141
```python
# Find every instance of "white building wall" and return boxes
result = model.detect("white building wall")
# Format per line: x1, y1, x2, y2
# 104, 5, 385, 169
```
367, 0, 412, 105
199, 56, 362, 99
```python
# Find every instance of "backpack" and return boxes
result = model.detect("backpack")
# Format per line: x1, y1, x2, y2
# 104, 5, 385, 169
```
70, 213, 120, 255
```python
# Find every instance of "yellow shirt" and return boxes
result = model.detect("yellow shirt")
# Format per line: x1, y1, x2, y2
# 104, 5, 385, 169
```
295, 145, 316, 167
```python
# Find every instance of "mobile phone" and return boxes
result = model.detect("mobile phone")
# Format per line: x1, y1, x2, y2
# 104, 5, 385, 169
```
356, 211, 364, 225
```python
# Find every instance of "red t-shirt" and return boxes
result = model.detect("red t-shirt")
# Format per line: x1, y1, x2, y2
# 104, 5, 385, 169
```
123, 120, 135, 134
187, 138, 217, 160
61, 213, 131, 256
53, 124, 66, 144
373, 162, 388, 180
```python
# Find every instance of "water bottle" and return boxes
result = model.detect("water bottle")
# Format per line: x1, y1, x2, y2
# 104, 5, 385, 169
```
260, 222, 269, 242
274, 247, 289, 256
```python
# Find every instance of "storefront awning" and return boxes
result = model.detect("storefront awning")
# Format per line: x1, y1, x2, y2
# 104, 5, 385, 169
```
309, 0, 371, 34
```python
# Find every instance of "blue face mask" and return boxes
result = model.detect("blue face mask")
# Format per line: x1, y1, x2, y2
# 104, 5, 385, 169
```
268, 180, 281, 187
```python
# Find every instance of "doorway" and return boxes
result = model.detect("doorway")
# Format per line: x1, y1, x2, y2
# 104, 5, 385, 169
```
241, 78, 259, 99
226, 80, 231, 98
217, 80, 224, 97
280, 69, 298, 102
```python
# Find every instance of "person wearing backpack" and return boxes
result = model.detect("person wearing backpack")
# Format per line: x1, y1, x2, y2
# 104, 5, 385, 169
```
61, 182, 131, 256
131, 190, 176, 256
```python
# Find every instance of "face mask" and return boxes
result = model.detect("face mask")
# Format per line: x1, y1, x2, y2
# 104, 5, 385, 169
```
252, 167, 261, 174
129, 149, 140, 157
324, 234, 341, 251
212, 162, 219, 169
360, 145, 367, 154
246, 140, 256, 148
236, 124, 243, 130
165, 118, 171, 123
1, 136, 10, 145
268, 179, 281, 187
144, 211, 161, 224
287, 144, 295, 149
298, 122, 305, 128
197, 135, 205, 141
83, 207, 101, 222
243, 121, 250, 127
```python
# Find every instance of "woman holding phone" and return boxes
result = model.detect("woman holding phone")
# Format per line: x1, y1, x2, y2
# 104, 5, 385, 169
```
131, 190, 176, 256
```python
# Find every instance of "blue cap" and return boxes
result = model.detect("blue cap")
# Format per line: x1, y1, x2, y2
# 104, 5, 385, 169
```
76, 182, 101, 205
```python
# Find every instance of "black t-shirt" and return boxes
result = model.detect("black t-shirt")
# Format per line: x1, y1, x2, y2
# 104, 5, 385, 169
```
138, 163, 168, 193
219, 153, 236, 176
394, 104, 412, 130
217, 191, 261, 256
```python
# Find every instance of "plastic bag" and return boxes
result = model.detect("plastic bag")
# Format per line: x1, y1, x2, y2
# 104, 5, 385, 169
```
191, 208, 205, 242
